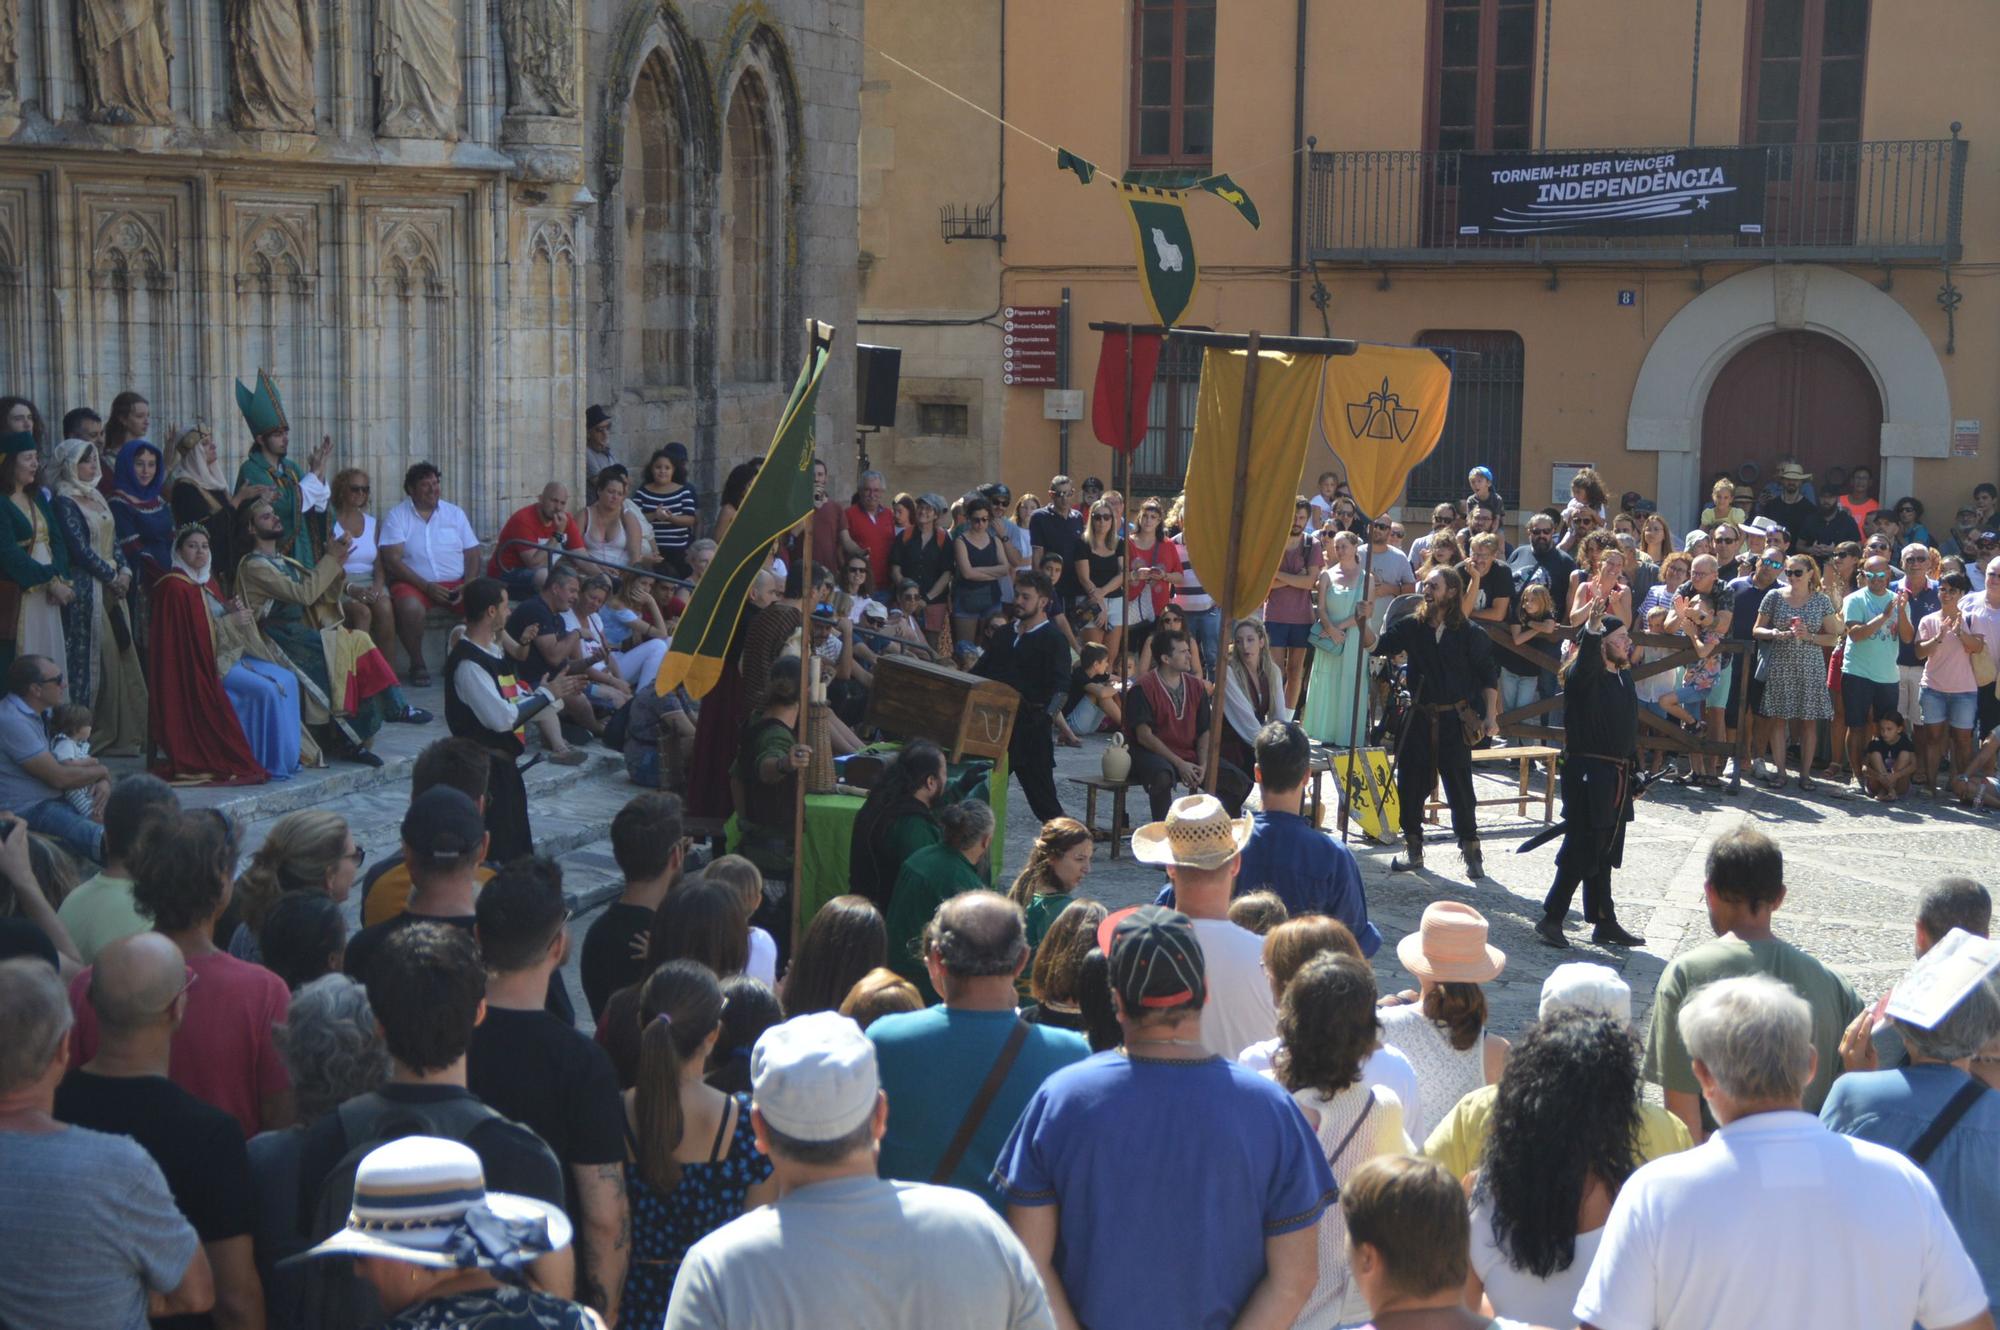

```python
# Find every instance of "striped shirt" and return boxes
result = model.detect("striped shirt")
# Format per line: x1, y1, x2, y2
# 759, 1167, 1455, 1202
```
633, 483, 698, 551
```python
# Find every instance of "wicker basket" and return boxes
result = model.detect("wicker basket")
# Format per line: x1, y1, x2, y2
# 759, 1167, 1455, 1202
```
805, 700, 837, 793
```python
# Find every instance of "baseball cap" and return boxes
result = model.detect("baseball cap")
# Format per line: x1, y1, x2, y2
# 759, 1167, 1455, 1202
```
751, 1012, 880, 1141
1539, 963, 1632, 1023
1979, 531, 2000, 546
1097, 905, 1207, 1011
1684, 529, 1711, 548
859, 600, 888, 623
401, 786, 486, 861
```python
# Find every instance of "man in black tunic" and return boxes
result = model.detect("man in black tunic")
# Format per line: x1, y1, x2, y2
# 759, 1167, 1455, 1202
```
1535, 600, 1646, 949
1373, 566, 1500, 879
974, 571, 1071, 821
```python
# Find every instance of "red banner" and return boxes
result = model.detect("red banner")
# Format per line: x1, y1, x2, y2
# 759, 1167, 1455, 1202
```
1090, 330, 1163, 453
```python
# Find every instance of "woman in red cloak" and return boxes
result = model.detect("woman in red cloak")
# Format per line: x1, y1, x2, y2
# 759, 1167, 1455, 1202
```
148, 524, 271, 785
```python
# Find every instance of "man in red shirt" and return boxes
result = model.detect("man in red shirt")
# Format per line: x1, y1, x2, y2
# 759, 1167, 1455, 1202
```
488, 482, 584, 595
842, 468, 895, 593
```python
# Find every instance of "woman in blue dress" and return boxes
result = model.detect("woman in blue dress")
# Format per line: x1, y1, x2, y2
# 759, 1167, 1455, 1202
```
618, 960, 775, 1329
109, 438, 173, 661
1303, 528, 1376, 746
169, 525, 306, 778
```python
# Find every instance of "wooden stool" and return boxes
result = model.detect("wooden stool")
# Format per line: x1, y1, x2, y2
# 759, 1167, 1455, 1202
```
1069, 775, 1133, 859
1305, 746, 1336, 827
1425, 745, 1560, 825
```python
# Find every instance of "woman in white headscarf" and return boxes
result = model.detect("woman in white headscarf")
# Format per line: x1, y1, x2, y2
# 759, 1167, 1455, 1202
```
50, 438, 148, 755
167, 425, 269, 596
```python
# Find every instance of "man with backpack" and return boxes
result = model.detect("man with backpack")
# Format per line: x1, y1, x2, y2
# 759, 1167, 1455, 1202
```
292, 922, 570, 1326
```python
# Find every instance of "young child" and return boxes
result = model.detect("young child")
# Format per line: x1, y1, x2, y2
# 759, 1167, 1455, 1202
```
1863, 710, 1919, 803
1226, 890, 1289, 937
1057, 641, 1121, 745
48, 704, 96, 817
702, 852, 779, 987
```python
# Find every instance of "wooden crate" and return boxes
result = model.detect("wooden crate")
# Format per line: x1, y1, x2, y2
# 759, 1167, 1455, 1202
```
865, 655, 1020, 762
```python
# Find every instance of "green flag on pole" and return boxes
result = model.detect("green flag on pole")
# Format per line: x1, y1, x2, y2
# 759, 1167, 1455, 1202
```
1117, 181, 1199, 328
657, 321, 833, 700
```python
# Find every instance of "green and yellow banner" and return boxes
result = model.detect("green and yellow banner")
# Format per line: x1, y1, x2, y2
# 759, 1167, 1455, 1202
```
657, 321, 833, 700
1056, 147, 1260, 328
1319, 345, 1454, 520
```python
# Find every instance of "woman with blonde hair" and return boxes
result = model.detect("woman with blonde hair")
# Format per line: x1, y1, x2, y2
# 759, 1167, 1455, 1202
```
227, 809, 359, 962
326, 466, 393, 653
1006, 816, 1095, 951
1753, 553, 1841, 792
1076, 499, 1126, 664
1638, 512, 1675, 565
1303, 529, 1373, 747
1220, 617, 1290, 805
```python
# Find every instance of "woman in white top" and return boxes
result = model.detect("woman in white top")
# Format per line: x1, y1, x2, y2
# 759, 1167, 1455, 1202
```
1377, 901, 1510, 1143
1236, 915, 1419, 1110
583, 467, 649, 572
565, 575, 636, 710
329, 467, 393, 654
1465, 1011, 1645, 1329
1272, 954, 1416, 1330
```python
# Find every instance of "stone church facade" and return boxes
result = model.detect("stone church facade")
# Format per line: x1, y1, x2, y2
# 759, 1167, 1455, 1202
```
0, 0, 858, 531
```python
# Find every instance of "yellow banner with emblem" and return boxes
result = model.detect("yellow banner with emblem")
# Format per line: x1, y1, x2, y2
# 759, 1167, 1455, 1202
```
1319, 345, 1453, 520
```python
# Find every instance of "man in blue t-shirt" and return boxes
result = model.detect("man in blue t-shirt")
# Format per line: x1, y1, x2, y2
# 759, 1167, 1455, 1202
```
1153, 721, 1379, 956
1841, 556, 1914, 787
870, 894, 1088, 1211
993, 906, 1335, 1330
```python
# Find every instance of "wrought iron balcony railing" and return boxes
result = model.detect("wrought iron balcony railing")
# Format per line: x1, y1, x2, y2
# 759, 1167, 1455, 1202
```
1306, 133, 1966, 266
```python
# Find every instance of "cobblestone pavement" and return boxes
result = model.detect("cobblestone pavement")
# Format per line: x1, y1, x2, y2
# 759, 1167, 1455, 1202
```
112, 692, 1993, 1036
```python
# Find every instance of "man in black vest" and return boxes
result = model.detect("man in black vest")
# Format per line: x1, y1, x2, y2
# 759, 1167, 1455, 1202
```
1373, 566, 1499, 880
974, 571, 1071, 822
1536, 600, 1646, 949
444, 578, 583, 860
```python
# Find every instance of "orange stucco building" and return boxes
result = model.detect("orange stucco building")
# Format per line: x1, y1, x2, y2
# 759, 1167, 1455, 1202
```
858, 0, 1993, 531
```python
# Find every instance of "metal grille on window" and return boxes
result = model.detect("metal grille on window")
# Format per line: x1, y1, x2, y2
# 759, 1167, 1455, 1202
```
917, 402, 968, 436
1133, 333, 1204, 494
1407, 331, 1523, 509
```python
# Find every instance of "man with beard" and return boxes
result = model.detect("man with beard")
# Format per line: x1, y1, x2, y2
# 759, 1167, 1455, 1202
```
1509, 512, 1578, 722
1759, 461, 1820, 551
1535, 599, 1646, 949
1373, 567, 1499, 879
1807, 485, 1863, 560
973, 571, 1070, 821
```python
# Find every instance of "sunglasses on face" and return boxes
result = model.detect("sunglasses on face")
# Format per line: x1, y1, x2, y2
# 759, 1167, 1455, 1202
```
1864, 571, 1891, 580
1715, 535, 1738, 545
1762, 557, 1785, 569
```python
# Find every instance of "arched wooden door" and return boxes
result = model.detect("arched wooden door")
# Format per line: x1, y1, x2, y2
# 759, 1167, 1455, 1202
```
1699, 331, 1881, 492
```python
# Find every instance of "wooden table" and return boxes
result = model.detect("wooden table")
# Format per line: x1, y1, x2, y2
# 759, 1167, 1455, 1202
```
1069, 775, 1134, 859
1425, 745, 1560, 825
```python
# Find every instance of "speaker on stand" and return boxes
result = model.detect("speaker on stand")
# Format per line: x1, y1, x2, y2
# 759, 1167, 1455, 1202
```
855, 343, 902, 471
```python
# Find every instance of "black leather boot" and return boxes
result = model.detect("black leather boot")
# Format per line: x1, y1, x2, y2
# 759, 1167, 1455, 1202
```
1592, 917, 1646, 947
1390, 834, 1424, 873
1459, 839, 1485, 881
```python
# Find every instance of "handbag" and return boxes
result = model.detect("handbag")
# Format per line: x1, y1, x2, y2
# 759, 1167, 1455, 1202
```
1971, 639, 1997, 689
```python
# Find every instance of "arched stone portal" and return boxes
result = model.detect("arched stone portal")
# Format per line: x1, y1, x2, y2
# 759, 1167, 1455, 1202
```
1626, 265, 1950, 527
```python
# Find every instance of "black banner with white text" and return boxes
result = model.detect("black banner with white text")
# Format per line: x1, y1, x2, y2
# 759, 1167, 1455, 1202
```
1457, 148, 1768, 238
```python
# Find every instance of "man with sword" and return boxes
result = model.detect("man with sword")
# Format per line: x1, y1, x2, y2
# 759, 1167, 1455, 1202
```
1532, 597, 1648, 949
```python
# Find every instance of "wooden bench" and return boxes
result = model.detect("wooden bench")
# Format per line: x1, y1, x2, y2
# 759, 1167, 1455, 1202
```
1425, 745, 1559, 825
1069, 775, 1134, 859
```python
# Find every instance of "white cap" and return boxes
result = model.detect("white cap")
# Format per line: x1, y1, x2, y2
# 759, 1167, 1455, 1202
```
1539, 963, 1632, 1024
751, 1012, 880, 1142
1685, 529, 1712, 549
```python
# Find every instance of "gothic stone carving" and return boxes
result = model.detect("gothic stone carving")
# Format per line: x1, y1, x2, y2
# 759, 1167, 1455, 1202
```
0, 0, 18, 109
76, 0, 174, 126
229, 0, 316, 132
500, 0, 579, 117
375, 0, 460, 139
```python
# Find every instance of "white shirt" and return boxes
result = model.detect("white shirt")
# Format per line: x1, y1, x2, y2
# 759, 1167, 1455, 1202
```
747, 927, 777, 987
1189, 918, 1277, 1059
1573, 1110, 1986, 1330
1239, 1038, 1421, 1116
1471, 1195, 1602, 1329
339, 512, 379, 581
450, 638, 553, 733
380, 497, 480, 583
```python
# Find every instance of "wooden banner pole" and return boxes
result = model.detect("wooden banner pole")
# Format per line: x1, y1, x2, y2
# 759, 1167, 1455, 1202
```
790, 506, 813, 951
1119, 331, 1135, 685
1204, 330, 1261, 795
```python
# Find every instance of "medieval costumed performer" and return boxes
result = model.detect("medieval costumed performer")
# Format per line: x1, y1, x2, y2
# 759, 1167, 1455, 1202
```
148, 524, 279, 785
233, 370, 332, 566
1533, 602, 1647, 949
0, 430, 70, 677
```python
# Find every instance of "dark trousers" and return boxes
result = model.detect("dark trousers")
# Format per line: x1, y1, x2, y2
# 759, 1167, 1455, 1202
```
1543, 863, 1613, 924
1398, 710, 1477, 843
1010, 714, 1066, 823
1130, 746, 1250, 821
485, 752, 533, 862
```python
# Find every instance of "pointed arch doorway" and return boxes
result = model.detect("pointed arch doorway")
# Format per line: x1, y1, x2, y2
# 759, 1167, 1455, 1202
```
1699, 330, 1882, 495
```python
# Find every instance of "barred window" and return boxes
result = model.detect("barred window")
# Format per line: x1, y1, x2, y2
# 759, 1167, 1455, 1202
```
1407, 331, 1523, 509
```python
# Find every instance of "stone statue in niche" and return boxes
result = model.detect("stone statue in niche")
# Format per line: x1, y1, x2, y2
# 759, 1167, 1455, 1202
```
0, 0, 18, 108
229, 0, 316, 132
375, 0, 460, 138
75, 0, 175, 126
499, 0, 579, 117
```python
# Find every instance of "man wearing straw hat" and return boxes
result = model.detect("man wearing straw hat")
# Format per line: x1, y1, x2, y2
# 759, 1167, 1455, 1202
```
1130, 792, 1276, 1059
1535, 597, 1647, 950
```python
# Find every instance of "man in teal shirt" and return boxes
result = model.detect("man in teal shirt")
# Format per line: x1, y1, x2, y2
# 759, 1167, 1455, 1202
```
1841, 554, 1915, 788
233, 371, 331, 565
869, 893, 1087, 1209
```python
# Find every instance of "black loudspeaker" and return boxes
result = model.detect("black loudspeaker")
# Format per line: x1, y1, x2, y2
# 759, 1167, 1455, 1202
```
856, 344, 902, 428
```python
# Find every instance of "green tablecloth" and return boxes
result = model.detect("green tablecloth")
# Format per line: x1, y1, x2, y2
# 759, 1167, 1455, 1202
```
794, 752, 1008, 930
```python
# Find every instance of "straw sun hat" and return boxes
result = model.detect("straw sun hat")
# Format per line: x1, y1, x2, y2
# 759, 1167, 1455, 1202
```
1130, 793, 1252, 871
1396, 901, 1507, 985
